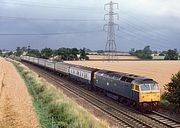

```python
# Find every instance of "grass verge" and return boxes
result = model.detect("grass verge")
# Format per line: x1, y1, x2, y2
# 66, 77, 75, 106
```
12, 61, 107, 128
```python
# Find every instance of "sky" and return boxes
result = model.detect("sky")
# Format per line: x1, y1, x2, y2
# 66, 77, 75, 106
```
0, 0, 180, 51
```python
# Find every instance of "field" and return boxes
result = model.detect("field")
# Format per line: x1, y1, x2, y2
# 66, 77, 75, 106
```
87, 55, 139, 60
66, 60, 180, 94
0, 58, 39, 128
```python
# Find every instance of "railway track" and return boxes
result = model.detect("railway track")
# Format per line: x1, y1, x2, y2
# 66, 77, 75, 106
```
146, 111, 180, 128
23, 62, 180, 128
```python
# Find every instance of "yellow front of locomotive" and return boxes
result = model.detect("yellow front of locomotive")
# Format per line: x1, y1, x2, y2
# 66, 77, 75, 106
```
139, 84, 160, 102
139, 83, 160, 110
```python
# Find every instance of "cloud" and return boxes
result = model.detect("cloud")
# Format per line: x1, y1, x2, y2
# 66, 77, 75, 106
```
0, 0, 180, 51
118, 0, 180, 17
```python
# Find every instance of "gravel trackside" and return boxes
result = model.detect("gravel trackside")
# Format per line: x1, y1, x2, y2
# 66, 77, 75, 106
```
0, 58, 40, 128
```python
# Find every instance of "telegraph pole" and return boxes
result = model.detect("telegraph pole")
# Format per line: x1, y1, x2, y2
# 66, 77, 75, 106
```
104, 1, 119, 60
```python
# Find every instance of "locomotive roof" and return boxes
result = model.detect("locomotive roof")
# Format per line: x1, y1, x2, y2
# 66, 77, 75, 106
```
70, 64, 97, 71
96, 70, 139, 78
96, 70, 157, 84
132, 78, 158, 84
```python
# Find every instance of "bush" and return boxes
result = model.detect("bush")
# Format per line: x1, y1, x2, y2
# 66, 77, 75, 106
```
164, 49, 178, 60
164, 71, 180, 111
131, 46, 153, 60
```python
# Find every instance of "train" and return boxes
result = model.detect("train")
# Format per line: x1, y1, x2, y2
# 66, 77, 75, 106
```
20, 55, 160, 111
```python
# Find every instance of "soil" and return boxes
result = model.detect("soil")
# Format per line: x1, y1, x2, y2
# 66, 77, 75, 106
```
0, 58, 39, 128
66, 60, 180, 94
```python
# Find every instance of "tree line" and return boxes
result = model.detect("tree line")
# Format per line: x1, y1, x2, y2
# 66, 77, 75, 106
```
130, 46, 179, 60
13, 46, 89, 61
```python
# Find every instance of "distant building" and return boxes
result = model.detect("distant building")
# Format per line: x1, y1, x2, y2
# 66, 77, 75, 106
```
151, 53, 160, 56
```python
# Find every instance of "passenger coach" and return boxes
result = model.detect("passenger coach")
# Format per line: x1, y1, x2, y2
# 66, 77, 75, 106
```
20, 55, 160, 111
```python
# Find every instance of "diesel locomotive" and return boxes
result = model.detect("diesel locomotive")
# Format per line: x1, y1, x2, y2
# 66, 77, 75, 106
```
20, 56, 160, 111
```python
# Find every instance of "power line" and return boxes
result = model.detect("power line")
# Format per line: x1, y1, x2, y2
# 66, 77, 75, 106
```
5, 0, 64, 6
0, 30, 104, 36
0, 16, 103, 22
0, 1, 100, 10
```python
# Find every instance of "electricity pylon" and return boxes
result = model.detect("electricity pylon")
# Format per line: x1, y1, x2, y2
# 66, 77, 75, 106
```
104, 1, 119, 60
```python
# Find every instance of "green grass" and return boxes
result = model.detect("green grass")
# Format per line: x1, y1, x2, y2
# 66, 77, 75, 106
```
153, 56, 180, 60
152, 56, 165, 60
12, 61, 107, 128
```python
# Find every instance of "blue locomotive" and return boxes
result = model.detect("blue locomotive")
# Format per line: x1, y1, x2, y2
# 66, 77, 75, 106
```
20, 56, 160, 111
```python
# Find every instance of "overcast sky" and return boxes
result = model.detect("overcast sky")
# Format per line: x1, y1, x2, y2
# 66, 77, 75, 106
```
0, 0, 180, 51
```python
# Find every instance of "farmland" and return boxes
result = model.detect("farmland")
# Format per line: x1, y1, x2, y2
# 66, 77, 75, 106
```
66, 60, 180, 94
0, 58, 39, 128
87, 55, 139, 60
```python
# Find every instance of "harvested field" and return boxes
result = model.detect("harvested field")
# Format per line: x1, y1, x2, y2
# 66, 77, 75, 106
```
0, 58, 39, 128
66, 60, 180, 94
88, 55, 139, 60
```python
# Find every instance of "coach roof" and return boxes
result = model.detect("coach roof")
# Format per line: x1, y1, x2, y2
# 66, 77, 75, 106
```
70, 64, 97, 72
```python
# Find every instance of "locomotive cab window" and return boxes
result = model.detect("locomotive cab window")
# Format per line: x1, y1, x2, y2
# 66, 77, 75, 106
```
151, 84, 159, 90
140, 84, 159, 91
135, 85, 139, 91
141, 84, 150, 91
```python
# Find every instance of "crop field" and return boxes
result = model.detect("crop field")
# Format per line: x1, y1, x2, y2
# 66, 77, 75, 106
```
0, 58, 39, 128
87, 55, 139, 60
66, 60, 180, 94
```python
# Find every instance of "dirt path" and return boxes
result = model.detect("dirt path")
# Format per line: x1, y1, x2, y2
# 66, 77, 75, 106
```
0, 58, 39, 128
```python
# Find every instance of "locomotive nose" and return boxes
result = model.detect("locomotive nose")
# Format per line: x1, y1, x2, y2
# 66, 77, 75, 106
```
140, 92, 160, 102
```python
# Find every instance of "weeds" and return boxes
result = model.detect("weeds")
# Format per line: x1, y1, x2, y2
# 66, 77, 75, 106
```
12, 61, 106, 128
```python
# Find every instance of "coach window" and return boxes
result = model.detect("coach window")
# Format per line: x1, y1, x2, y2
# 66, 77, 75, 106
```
85, 74, 87, 78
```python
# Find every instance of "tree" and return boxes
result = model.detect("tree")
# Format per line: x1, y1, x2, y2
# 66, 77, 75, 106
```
97, 50, 104, 54
143, 45, 152, 59
15, 47, 23, 56
164, 71, 180, 108
159, 53, 165, 56
27, 49, 40, 57
54, 48, 79, 60
133, 46, 152, 59
79, 48, 89, 60
164, 49, 178, 60
130, 48, 135, 55
71, 48, 79, 60
41, 48, 53, 59
0, 50, 2, 56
